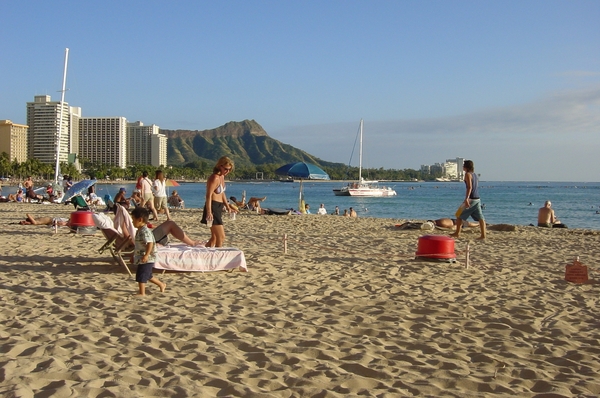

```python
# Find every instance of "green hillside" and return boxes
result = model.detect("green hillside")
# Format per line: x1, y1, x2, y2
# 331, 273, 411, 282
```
161, 119, 342, 169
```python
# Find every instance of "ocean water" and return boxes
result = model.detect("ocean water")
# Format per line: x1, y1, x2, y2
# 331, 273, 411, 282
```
93, 181, 600, 230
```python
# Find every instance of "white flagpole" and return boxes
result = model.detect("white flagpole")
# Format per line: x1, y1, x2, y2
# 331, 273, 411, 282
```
54, 48, 69, 183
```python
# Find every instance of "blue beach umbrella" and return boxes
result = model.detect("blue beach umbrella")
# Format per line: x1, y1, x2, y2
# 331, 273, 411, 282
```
274, 162, 330, 180
275, 162, 329, 213
62, 179, 97, 202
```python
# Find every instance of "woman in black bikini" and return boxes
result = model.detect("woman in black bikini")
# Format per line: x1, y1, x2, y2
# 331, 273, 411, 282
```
202, 156, 237, 247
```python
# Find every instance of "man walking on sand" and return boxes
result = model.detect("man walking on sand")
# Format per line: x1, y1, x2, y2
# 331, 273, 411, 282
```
450, 160, 486, 240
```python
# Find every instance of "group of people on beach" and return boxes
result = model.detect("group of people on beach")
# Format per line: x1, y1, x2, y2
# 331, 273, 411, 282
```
307, 203, 357, 217
111, 170, 185, 216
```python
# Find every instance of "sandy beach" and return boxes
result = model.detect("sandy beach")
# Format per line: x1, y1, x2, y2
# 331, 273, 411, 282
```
0, 203, 599, 397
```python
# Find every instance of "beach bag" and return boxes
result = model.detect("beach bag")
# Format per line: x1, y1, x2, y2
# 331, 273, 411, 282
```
564, 258, 588, 284
455, 204, 465, 218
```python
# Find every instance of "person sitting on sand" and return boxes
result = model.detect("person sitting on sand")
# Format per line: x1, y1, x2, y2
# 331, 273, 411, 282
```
45, 185, 57, 202
114, 188, 130, 210
168, 190, 185, 209
128, 190, 142, 207
317, 203, 327, 215
0, 192, 20, 203
85, 185, 102, 207
538, 201, 567, 228
247, 196, 266, 213
349, 207, 357, 217
19, 214, 70, 226
342, 209, 349, 217
230, 193, 266, 213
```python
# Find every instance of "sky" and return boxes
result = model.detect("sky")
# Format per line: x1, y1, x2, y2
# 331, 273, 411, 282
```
1, 1, 599, 181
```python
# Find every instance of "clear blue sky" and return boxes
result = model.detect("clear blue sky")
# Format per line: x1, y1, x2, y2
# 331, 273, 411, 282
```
2, 1, 599, 181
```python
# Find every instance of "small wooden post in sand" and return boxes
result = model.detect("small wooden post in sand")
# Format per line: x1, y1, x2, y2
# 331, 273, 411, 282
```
283, 233, 288, 254
465, 242, 470, 269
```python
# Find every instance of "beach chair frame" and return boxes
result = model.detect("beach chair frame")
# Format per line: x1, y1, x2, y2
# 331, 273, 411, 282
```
98, 229, 134, 276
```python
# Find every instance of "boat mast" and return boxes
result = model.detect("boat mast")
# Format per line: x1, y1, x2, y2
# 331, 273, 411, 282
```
358, 119, 363, 182
54, 48, 69, 183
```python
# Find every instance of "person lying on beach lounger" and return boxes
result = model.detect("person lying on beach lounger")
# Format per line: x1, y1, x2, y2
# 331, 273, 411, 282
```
19, 214, 70, 226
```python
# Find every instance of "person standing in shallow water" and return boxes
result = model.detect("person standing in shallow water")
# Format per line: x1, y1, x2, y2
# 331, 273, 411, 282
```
201, 156, 237, 247
450, 159, 486, 240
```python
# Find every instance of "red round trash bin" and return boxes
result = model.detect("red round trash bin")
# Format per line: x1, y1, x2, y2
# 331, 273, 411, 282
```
415, 235, 456, 260
70, 211, 94, 227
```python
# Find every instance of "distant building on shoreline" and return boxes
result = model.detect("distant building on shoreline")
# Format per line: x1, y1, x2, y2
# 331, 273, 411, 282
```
79, 117, 128, 168
127, 121, 167, 167
26, 95, 74, 165
0, 120, 28, 163
421, 157, 465, 181
6, 95, 169, 170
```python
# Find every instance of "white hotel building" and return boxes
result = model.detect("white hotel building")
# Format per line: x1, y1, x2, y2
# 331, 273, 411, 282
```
26, 95, 74, 164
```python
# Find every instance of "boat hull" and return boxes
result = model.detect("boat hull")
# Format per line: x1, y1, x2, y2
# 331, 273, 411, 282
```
348, 188, 397, 197
333, 188, 351, 196
333, 183, 397, 197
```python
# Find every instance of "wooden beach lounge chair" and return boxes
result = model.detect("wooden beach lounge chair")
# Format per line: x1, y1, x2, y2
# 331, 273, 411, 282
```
93, 205, 135, 276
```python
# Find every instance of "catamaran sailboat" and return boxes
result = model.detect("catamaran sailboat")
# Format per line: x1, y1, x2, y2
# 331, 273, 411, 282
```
332, 119, 397, 197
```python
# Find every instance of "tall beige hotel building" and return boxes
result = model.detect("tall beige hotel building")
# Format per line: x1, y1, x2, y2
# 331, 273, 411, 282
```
127, 122, 168, 167
79, 117, 128, 168
0, 120, 28, 163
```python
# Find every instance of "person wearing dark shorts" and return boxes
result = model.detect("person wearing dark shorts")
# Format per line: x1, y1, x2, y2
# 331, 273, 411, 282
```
450, 160, 486, 240
201, 201, 225, 225
203, 156, 237, 247
131, 207, 166, 296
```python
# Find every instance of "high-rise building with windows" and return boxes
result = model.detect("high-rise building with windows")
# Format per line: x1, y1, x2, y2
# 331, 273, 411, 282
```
79, 117, 128, 168
26, 95, 71, 164
127, 121, 167, 167
69, 107, 81, 159
0, 120, 28, 163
